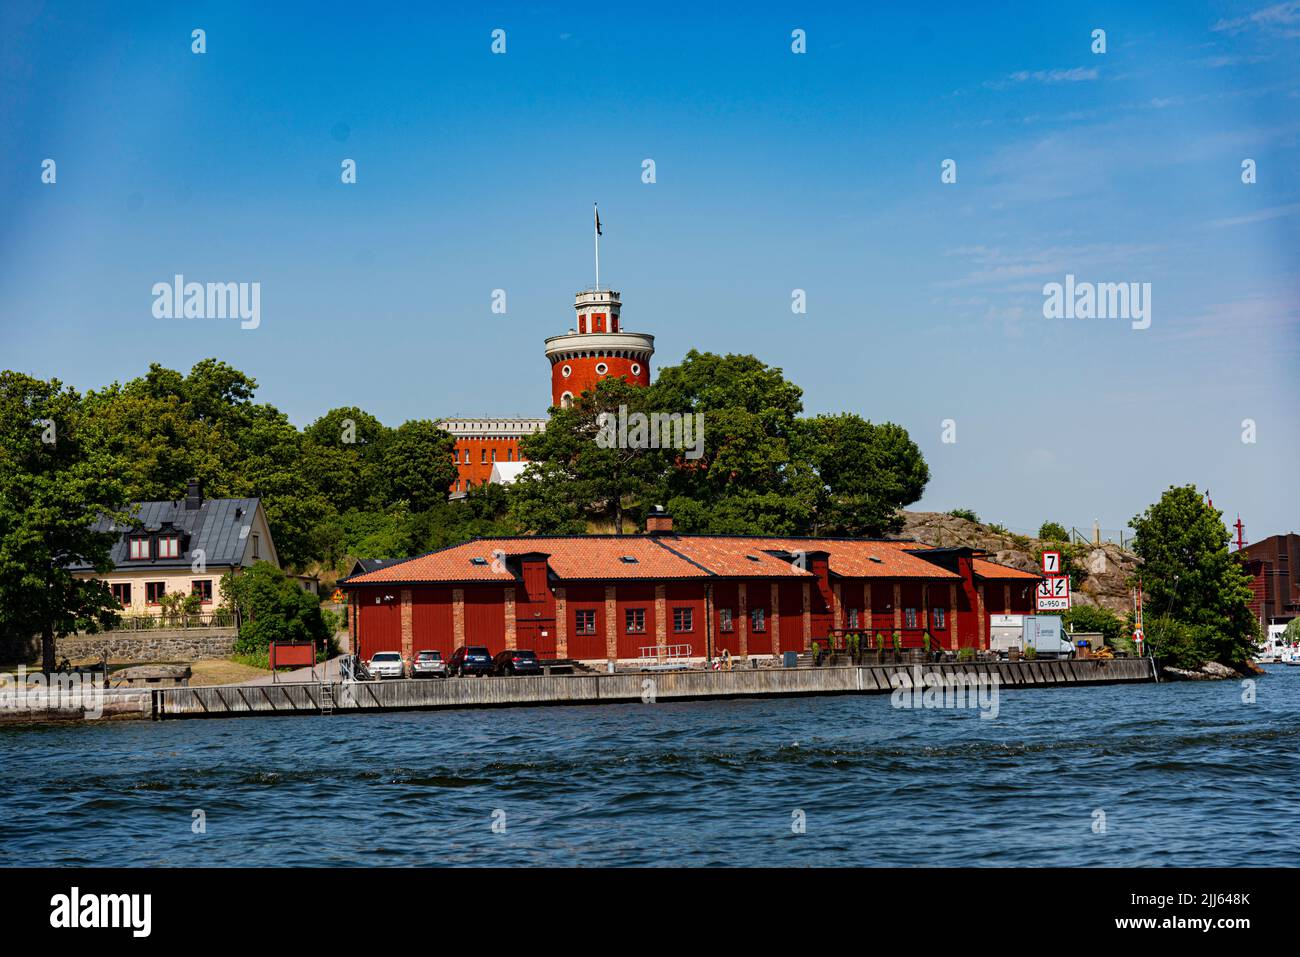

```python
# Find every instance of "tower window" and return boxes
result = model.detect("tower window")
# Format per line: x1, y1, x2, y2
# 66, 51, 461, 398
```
595, 362, 608, 376
631, 363, 641, 376
562, 364, 572, 378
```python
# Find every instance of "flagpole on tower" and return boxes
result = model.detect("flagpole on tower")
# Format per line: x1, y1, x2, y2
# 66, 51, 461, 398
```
593, 202, 601, 290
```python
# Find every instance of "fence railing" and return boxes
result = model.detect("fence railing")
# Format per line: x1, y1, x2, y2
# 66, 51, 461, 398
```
89, 611, 237, 633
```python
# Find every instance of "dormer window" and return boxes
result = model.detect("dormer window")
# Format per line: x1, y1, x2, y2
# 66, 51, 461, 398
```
129, 538, 150, 560
158, 537, 180, 559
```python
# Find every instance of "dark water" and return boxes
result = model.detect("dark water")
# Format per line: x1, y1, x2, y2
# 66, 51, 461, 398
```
2, 667, 1298, 867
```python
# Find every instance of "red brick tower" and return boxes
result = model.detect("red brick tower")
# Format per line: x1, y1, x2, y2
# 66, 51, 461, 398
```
545, 288, 655, 408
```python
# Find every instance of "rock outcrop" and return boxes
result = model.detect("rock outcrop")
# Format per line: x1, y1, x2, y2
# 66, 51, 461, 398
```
893, 511, 1140, 616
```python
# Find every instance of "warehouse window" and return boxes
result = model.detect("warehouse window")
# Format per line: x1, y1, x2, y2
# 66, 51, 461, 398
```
932, 608, 946, 629
751, 607, 766, 632
848, 608, 860, 628
625, 608, 646, 633
575, 609, 597, 635
718, 608, 734, 632
905, 608, 917, 628
673, 607, 693, 633
481, 449, 487, 464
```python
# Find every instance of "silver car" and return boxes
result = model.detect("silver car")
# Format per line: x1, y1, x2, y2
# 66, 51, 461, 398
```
411, 649, 447, 678
367, 651, 406, 679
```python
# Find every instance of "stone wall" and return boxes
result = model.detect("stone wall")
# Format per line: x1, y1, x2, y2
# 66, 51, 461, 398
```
2, 631, 238, 664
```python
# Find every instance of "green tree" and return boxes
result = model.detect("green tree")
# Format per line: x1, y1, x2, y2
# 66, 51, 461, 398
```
1130, 484, 1258, 665
795, 414, 929, 536
378, 419, 457, 512
948, 508, 980, 523
1039, 521, 1069, 541
1061, 603, 1124, 647
0, 373, 129, 671
513, 377, 667, 533
220, 562, 331, 654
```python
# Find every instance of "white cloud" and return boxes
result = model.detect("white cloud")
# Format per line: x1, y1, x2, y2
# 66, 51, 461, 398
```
1212, 1, 1300, 37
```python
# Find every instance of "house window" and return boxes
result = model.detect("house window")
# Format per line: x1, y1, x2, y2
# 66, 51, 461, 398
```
252, 534, 260, 559
625, 608, 646, 633
192, 580, 213, 603
751, 607, 766, 632
575, 609, 597, 635
905, 608, 918, 628
491, 449, 497, 462
848, 608, 860, 628
481, 449, 487, 463
464, 450, 470, 464
507, 448, 514, 461
933, 608, 946, 629
129, 538, 149, 560
719, 608, 734, 632
111, 583, 132, 607
146, 581, 166, 604
158, 537, 180, 559
673, 607, 693, 633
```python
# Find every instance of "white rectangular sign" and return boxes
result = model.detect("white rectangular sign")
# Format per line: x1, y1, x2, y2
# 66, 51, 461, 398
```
1036, 575, 1071, 611
1041, 551, 1061, 574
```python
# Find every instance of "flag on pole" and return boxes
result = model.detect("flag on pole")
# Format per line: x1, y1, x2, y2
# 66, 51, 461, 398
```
594, 204, 602, 236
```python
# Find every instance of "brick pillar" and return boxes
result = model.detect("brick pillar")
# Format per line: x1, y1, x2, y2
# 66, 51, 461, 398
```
738, 582, 749, 657
770, 582, 780, 655
832, 581, 843, 630
893, 583, 902, 631
452, 588, 465, 646
865, 582, 873, 644
400, 589, 413, 661
604, 585, 618, 661
504, 587, 517, 650
555, 587, 568, 659
977, 584, 987, 649
802, 582, 812, 651
1003, 583, 1011, 615
654, 584, 667, 659
921, 583, 929, 632
704, 584, 714, 660
949, 583, 959, 650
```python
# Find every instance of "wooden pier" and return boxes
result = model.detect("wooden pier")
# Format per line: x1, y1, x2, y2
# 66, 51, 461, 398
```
148, 657, 1158, 720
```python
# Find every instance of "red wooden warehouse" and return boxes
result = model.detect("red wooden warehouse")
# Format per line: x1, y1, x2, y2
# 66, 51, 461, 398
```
341, 513, 1041, 663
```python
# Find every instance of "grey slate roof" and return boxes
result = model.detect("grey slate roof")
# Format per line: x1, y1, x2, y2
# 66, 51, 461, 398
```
348, 558, 403, 577
73, 498, 262, 571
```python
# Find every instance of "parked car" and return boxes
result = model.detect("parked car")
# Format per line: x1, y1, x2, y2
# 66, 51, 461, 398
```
367, 651, 406, 679
447, 645, 493, 676
411, 649, 448, 679
493, 649, 541, 676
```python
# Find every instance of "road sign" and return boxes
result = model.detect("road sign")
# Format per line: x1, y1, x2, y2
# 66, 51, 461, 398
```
1036, 574, 1071, 611
331, 588, 346, 603
1041, 550, 1061, 574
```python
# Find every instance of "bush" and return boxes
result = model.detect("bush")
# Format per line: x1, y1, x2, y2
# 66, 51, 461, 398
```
221, 562, 332, 656
948, 508, 980, 523
1039, 521, 1069, 542
1061, 604, 1125, 647
1147, 614, 1221, 669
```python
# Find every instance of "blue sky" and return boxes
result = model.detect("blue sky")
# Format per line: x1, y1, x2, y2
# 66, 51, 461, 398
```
1, 1, 1297, 538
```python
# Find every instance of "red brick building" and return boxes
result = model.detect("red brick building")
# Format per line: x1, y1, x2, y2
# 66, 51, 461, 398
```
341, 514, 1040, 663
442, 286, 654, 495
1237, 533, 1300, 628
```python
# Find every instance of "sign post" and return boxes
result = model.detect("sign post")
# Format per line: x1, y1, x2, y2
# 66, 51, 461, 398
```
1035, 574, 1071, 612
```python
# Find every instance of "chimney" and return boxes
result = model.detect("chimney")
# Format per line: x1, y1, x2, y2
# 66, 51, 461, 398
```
185, 477, 204, 510
646, 506, 673, 535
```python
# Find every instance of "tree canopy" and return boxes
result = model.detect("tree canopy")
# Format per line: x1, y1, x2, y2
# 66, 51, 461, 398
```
1130, 484, 1258, 666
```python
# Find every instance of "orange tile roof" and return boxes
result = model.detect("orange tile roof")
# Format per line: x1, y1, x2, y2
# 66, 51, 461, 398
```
343, 536, 710, 585
344, 534, 965, 586
972, 558, 1041, 581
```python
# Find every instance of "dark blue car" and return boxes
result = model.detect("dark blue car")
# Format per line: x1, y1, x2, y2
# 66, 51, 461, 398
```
448, 645, 493, 676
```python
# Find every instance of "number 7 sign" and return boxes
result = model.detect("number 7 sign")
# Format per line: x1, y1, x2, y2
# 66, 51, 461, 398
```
1042, 551, 1061, 574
